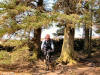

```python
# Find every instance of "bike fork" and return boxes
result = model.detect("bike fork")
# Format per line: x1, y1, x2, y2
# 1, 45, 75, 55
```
46, 53, 50, 70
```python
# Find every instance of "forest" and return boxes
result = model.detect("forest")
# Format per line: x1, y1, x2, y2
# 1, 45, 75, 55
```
0, 0, 100, 75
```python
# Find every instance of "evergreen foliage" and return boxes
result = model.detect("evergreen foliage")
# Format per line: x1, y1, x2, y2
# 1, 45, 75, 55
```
0, 0, 57, 38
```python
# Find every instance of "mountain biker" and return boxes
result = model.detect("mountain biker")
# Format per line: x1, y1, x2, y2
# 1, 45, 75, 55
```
41, 34, 54, 60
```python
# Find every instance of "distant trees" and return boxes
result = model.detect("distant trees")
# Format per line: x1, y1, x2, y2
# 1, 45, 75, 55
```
94, 0, 100, 33
80, 0, 99, 57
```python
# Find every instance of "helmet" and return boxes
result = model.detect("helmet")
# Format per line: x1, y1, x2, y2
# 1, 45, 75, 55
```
45, 34, 50, 40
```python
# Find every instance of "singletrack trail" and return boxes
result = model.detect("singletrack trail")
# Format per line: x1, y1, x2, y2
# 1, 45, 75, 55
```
0, 51, 100, 75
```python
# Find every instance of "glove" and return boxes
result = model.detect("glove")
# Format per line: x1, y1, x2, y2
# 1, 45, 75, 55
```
49, 49, 54, 53
44, 51, 46, 55
51, 49, 54, 52
48, 49, 54, 53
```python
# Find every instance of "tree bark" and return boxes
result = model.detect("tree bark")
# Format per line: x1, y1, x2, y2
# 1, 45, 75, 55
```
84, 4, 93, 57
38, 0, 43, 6
84, 25, 90, 53
88, 6, 93, 57
56, 0, 79, 65
31, 28, 41, 60
84, 24, 92, 57
88, 27, 92, 57
57, 25, 77, 64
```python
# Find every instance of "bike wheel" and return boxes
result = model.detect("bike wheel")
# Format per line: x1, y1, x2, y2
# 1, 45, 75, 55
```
46, 55, 50, 70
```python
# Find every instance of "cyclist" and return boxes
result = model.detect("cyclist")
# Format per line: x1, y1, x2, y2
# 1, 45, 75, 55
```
41, 34, 54, 61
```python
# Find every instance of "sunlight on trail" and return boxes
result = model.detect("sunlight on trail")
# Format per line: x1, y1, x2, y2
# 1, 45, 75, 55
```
0, 71, 31, 75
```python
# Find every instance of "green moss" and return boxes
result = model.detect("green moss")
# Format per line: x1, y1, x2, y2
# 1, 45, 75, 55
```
0, 51, 11, 65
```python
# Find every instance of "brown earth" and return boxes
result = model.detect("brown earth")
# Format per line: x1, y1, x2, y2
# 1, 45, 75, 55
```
0, 51, 100, 75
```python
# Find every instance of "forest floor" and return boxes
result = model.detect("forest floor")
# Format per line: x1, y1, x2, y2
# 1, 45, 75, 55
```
0, 50, 100, 75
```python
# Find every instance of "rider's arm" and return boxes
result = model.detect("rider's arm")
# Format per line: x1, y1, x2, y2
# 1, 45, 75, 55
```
41, 40, 45, 50
51, 40, 54, 52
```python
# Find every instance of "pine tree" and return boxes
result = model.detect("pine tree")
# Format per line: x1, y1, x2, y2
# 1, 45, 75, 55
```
0, 0, 57, 60
80, 0, 96, 57
54, 0, 81, 64
94, 0, 100, 33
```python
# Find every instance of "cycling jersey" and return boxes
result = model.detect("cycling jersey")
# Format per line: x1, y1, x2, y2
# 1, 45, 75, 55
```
41, 39, 54, 51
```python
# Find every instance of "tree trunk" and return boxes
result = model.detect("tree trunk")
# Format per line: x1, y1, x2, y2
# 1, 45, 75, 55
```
38, 0, 43, 6
84, 24, 92, 57
57, 25, 77, 64
88, 7, 93, 57
84, 25, 90, 53
84, 4, 93, 57
31, 28, 41, 60
88, 27, 92, 57
30, 0, 43, 60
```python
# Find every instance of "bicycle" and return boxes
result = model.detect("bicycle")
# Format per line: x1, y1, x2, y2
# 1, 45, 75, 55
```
42, 45, 54, 70
45, 50, 50, 70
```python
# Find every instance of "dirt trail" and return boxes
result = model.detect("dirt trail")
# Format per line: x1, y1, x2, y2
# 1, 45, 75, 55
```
0, 66, 100, 75
0, 71, 31, 75
0, 51, 100, 75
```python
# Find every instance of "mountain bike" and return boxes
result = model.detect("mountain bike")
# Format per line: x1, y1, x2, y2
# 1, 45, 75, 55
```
45, 50, 50, 70
43, 45, 54, 70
